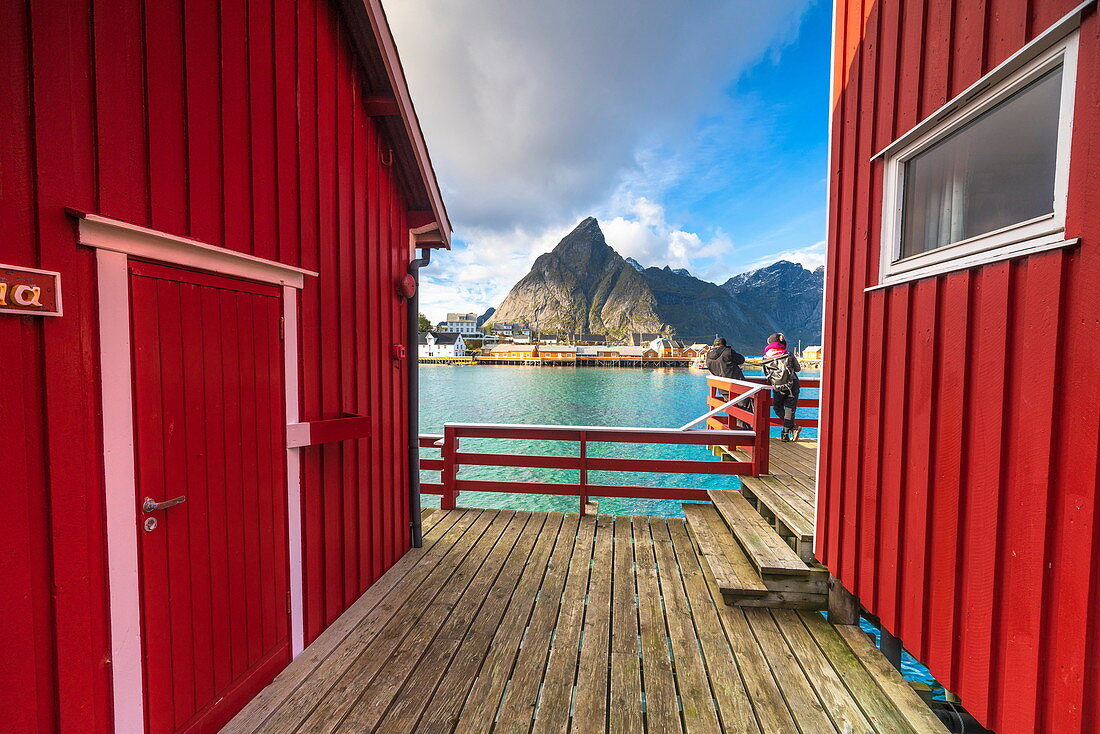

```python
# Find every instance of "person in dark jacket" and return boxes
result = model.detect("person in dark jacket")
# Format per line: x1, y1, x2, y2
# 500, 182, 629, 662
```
761, 332, 802, 441
706, 337, 750, 428
705, 337, 745, 381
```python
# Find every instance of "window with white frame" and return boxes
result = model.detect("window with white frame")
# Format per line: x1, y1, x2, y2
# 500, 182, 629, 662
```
878, 29, 1078, 285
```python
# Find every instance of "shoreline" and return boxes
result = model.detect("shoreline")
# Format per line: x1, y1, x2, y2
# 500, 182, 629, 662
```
419, 356, 825, 369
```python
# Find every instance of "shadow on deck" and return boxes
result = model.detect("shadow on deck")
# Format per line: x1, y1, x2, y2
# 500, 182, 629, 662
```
227, 486, 946, 732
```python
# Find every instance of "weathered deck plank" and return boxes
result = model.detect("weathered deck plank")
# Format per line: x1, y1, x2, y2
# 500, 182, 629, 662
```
474, 513, 580, 733
335, 511, 532, 730
665, 518, 760, 733
571, 513, 614, 732
771, 607, 875, 732
699, 559, 801, 732
634, 516, 683, 733
228, 506, 948, 734
417, 512, 564, 732
709, 489, 810, 577
608, 516, 644, 734
682, 503, 769, 596
652, 518, 723, 733
529, 514, 596, 733
836, 624, 950, 733
743, 606, 837, 733
799, 611, 918, 734
377, 511, 551, 732
296, 509, 514, 730
222, 508, 460, 733
228, 508, 488, 732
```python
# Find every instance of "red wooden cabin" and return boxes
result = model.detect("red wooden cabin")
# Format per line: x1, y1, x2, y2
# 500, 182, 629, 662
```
1, 0, 450, 731
820, 0, 1099, 732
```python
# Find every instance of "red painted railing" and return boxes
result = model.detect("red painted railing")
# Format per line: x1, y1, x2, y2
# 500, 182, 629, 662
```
418, 377, 780, 513
706, 375, 820, 430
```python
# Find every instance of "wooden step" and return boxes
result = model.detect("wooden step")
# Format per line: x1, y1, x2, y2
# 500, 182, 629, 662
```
708, 489, 814, 578
684, 503, 828, 611
682, 504, 768, 599
739, 475, 815, 562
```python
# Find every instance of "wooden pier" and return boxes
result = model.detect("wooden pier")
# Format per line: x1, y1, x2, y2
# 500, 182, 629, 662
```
229, 497, 946, 732
229, 380, 947, 732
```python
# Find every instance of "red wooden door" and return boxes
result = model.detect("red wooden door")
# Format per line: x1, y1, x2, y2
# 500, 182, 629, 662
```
129, 261, 290, 733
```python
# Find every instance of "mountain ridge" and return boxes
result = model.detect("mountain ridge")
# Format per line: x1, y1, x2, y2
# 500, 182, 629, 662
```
488, 218, 823, 352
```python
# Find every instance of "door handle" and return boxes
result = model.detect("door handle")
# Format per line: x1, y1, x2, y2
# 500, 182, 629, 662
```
143, 496, 187, 513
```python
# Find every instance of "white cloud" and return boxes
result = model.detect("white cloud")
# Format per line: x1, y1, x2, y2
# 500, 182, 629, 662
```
385, 0, 809, 232
385, 0, 815, 319
417, 223, 570, 321
730, 240, 827, 276
600, 197, 733, 272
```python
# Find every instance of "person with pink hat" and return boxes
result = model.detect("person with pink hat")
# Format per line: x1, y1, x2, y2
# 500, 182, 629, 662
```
761, 332, 802, 441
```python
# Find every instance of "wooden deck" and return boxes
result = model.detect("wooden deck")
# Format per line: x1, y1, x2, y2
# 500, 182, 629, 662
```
227, 503, 946, 733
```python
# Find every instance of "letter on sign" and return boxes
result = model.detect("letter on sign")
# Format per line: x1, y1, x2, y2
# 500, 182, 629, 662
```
0, 265, 62, 316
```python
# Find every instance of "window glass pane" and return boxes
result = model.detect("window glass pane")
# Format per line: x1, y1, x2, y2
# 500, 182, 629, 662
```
899, 66, 1062, 259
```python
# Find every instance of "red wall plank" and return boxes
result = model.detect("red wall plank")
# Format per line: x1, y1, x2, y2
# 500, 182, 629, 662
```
1049, 13, 1100, 730
248, 0, 279, 264
31, 0, 113, 730
144, 0, 188, 233
957, 262, 1012, 722
0, 1, 59, 731
993, 252, 1065, 729
898, 278, 937, 653
184, 0, 225, 246
823, 2, 1099, 731
367, 118, 386, 584
923, 270, 970, 678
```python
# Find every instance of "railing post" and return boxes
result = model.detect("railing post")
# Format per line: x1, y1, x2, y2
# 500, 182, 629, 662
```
578, 430, 588, 515
752, 390, 771, 476
707, 378, 722, 430
441, 425, 458, 510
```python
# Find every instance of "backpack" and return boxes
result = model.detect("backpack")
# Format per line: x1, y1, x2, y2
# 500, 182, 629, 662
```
763, 352, 795, 391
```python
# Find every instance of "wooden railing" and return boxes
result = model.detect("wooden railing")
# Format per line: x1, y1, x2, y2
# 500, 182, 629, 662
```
418, 377, 781, 513
706, 375, 820, 430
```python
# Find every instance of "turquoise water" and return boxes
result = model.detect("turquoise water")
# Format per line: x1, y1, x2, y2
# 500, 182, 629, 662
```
418, 364, 819, 516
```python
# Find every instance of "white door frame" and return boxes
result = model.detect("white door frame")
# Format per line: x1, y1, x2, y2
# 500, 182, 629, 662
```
78, 212, 316, 732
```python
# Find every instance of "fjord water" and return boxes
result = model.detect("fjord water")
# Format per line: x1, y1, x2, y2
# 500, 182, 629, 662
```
419, 364, 819, 516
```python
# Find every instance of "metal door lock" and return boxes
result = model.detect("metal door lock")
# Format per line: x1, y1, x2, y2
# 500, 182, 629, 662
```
143, 517, 158, 532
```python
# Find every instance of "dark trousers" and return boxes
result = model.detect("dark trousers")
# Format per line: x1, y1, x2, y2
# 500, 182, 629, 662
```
772, 389, 799, 429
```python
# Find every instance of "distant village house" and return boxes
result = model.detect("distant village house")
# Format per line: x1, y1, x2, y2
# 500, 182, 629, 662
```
435, 312, 481, 336
539, 345, 577, 361
486, 343, 538, 360
418, 331, 467, 359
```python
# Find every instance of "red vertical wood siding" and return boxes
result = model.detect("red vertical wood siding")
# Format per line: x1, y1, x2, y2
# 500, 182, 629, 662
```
821, 2, 1100, 732
0, 0, 415, 730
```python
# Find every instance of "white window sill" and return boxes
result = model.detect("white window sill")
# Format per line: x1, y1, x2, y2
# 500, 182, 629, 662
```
865, 235, 1079, 292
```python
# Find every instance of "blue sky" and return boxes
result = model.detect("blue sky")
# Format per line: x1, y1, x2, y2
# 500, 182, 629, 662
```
385, 0, 831, 321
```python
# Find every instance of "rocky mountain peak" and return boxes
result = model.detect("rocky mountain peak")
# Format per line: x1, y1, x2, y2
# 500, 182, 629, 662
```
720, 260, 824, 347
489, 218, 664, 337
549, 217, 610, 262
489, 218, 824, 350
